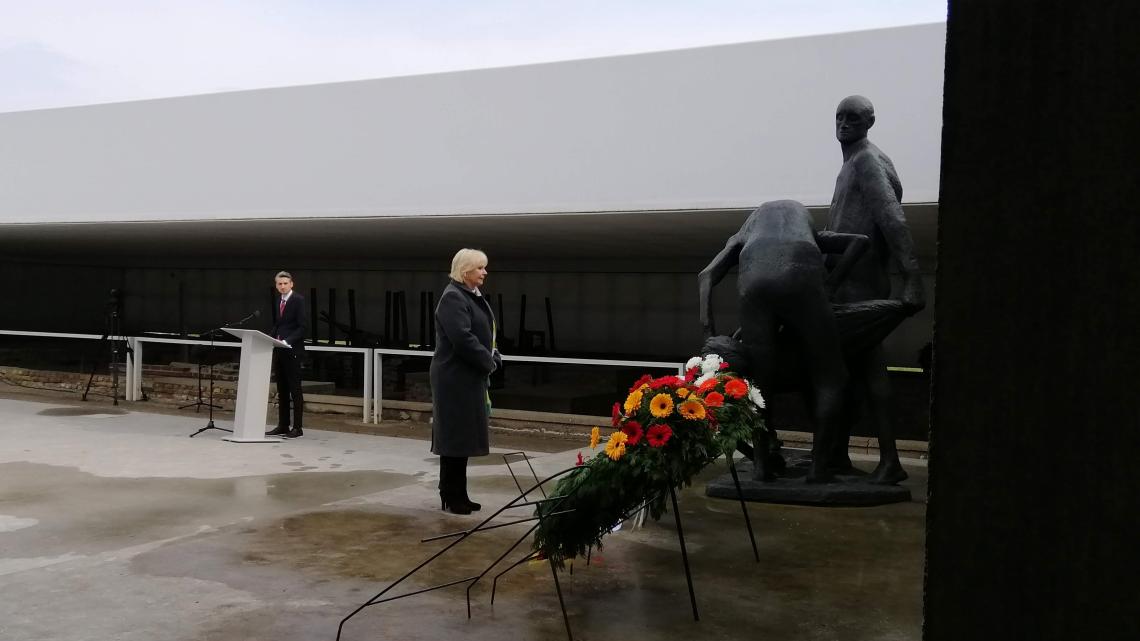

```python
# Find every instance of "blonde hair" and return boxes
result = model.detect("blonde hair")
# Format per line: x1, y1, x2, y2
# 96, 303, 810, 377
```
449, 248, 488, 282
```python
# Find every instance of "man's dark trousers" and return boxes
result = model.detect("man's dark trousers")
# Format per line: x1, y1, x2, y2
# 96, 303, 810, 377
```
275, 348, 303, 430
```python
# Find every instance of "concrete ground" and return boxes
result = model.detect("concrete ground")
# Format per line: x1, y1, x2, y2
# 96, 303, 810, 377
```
0, 389, 927, 641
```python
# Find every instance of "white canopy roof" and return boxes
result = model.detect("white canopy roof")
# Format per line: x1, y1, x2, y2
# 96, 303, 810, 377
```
0, 23, 944, 224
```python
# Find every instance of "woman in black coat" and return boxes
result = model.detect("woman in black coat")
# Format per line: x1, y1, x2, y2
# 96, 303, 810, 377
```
431, 248, 500, 514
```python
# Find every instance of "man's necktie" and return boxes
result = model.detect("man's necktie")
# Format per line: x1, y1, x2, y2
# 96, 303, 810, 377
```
277, 298, 287, 341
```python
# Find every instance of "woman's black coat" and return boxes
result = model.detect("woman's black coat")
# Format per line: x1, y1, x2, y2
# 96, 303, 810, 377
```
430, 280, 498, 457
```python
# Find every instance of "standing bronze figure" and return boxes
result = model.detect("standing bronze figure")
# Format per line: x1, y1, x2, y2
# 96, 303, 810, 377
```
825, 95, 925, 484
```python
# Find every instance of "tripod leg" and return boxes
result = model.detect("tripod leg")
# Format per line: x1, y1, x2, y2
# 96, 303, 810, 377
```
81, 335, 110, 401
110, 339, 119, 406
82, 363, 98, 401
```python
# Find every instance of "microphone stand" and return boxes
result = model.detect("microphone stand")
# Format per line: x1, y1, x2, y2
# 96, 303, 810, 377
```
188, 310, 260, 438
178, 331, 225, 414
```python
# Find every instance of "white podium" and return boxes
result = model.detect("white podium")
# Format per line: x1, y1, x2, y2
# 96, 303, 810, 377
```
221, 328, 291, 443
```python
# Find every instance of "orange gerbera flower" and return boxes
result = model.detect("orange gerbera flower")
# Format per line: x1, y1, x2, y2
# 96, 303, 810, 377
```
649, 393, 674, 418
604, 430, 629, 460
624, 389, 644, 415
676, 388, 691, 399
589, 426, 602, 449
678, 399, 706, 420
724, 378, 748, 399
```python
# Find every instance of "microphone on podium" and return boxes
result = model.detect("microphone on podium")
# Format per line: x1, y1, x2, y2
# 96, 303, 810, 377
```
228, 309, 261, 327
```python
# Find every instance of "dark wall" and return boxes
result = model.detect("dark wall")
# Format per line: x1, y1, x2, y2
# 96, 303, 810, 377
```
1, 261, 725, 358
925, 2, 1139, 639
3, 259, 934, 366
3, 260, 126, 334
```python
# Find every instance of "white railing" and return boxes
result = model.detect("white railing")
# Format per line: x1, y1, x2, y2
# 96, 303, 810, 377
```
129, 337, 373, 423
307, 345, 372, 423
1, 329, 685, 425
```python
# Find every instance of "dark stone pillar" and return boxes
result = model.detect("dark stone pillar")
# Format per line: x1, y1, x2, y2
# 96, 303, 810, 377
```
926, 2, 1140, 639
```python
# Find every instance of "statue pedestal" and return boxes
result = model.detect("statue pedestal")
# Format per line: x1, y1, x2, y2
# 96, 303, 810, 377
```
706, 455, 911, 507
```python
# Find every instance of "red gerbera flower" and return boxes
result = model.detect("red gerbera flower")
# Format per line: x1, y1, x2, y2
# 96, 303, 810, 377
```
621, 421, 644, 446
576, 451, 585, 466
629, 374, 653, 393
684, 367, 699, 382
645, 424, 673, 448
697, 378, 720, 393
611, 402, 622, 426
651, 375, 690, 390
704, 391, 725, 407
719, 362, 730, 370
724, 378, 748, 399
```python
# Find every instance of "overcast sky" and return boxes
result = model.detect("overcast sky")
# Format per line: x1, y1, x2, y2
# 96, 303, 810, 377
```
0, 1, 946, 114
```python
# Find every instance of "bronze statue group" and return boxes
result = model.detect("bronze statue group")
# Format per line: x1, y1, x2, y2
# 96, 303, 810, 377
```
699, 95, 925, 486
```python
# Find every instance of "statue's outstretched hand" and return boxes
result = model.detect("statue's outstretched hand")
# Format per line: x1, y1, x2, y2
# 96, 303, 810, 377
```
900, 277, 926, 312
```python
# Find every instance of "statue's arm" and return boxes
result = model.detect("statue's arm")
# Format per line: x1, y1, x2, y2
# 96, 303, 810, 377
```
815, 231, 870, 296
698, 236, 742, 337
858, 157, 926, 310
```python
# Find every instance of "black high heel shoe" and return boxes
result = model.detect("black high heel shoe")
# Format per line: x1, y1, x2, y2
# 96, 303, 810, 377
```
440, 494, 472, 515
463, 497, 481, 512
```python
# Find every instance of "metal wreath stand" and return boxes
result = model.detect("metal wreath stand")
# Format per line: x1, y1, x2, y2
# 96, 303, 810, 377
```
335, 450, 758, 641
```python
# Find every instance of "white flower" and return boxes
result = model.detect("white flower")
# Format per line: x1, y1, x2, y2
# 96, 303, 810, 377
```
695, 372, 715, 386
747, 385, 766, 409
700, 354, 723, 375
685, 355, 703, 371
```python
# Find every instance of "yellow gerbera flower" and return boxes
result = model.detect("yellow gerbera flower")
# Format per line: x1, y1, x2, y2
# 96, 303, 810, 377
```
650, 393, 674, 418
624, 389, 644, 415
678, 398, 707, 420
589, 426, 601, 449
604, 431, 629, 460
676, 388, 691, 399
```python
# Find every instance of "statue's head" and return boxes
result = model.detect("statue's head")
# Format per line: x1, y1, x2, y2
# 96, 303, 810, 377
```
700, 335, 754, 378
835, 95, 875, 144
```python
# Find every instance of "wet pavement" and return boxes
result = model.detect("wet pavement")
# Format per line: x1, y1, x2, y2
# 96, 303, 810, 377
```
0, 392, 926, 641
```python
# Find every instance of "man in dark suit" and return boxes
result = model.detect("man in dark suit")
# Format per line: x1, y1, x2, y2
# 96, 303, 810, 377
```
267, 271, 306, 439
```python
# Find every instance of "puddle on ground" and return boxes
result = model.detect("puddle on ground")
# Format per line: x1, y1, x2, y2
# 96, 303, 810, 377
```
0, 462, 414, 559
213, 473, 927, 639
242, 509, 536, 582
37, 406, 129, 417
2, 457, 927, 641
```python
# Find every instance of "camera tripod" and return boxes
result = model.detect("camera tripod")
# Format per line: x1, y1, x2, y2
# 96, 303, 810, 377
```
82, 290, 134, 406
